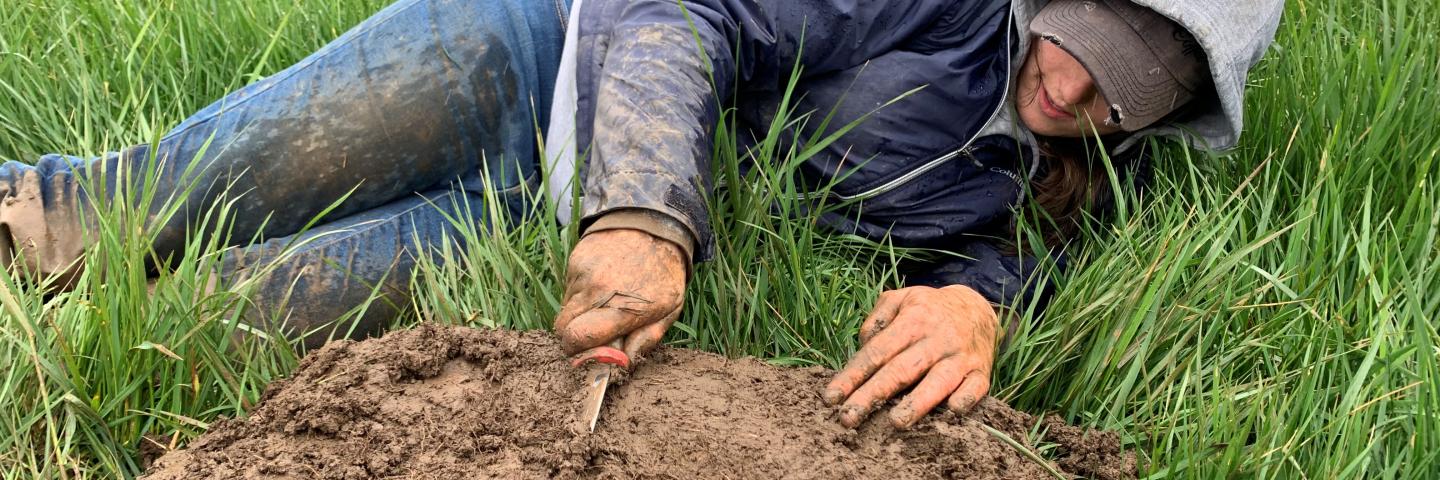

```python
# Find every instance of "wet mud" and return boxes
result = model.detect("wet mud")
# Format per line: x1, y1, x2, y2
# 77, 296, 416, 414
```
144, 324, 1135, 479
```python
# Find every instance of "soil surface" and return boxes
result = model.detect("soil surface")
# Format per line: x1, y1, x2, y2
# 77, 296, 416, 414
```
145, 324, 1135, 479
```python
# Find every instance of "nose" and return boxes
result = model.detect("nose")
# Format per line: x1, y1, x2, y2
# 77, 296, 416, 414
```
1053, 73, 1099, 111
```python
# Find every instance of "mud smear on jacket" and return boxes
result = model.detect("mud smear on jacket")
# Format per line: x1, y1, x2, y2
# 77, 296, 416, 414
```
144, 324, 1135, 479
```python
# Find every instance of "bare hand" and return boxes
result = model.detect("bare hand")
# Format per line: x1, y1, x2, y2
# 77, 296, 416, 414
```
822, 285, 999, 428
553, 229, 687, 360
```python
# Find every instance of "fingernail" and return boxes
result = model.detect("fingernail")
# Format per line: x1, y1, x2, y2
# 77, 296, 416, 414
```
822, 389, 843, 405
840, 405, 866, 428
954, 395, 977, 413
889, 406, 915, 429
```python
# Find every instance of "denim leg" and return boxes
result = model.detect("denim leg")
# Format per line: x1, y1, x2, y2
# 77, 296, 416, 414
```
222, 188, 496, 350
0, 0, 567, 279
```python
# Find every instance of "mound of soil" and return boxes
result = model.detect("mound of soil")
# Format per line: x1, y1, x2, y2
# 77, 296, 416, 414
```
144, 325, 1135, 479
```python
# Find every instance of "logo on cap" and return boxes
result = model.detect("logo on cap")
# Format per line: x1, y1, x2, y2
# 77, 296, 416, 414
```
1172, 26, 1204, 60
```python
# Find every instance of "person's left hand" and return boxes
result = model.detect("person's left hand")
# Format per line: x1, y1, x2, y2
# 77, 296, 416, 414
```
822, 285, 1000, 429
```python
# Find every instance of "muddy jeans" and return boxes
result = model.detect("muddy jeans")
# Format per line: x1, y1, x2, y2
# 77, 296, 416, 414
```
0, 0, 570, 348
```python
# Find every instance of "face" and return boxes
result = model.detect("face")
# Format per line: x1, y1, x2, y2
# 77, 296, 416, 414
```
1015, 39, 1124, 138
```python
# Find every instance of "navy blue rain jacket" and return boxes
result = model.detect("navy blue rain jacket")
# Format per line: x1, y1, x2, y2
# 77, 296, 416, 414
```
573, 0, 1055, 313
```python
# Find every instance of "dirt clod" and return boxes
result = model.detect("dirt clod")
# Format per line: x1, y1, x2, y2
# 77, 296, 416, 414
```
144, 324, 1135, 479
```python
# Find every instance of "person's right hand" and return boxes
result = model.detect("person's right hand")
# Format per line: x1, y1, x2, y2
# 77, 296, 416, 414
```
554, 229, 687, 362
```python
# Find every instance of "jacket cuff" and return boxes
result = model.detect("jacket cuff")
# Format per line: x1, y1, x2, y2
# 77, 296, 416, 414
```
583, 208, 696, 263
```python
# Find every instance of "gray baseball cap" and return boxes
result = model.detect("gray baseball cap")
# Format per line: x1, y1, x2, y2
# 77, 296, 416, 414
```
1030, 0, 1211, 131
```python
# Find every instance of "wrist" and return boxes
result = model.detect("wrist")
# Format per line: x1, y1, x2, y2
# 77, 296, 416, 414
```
939, 284, 1004, 346
584, 209, 695, 263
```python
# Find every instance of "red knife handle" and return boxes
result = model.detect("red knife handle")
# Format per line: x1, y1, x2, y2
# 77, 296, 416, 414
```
570, 340, 630, 369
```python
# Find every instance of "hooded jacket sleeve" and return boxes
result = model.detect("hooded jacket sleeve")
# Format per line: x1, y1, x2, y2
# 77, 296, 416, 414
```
902, 239, 1062, 331
574, 0, 986, 260
904, 146, 1154, 328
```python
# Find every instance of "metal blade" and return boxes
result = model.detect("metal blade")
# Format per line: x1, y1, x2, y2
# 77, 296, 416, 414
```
578, 365, 613, 433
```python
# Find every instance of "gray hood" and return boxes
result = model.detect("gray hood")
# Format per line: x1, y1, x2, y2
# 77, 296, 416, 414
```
1011, 0, 1285, 152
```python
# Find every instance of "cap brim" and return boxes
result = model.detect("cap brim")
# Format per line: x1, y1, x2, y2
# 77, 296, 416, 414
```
1029, 0, 1191, 131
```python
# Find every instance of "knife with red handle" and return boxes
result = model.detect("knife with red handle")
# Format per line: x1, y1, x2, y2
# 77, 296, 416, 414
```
571, 340, 630, 433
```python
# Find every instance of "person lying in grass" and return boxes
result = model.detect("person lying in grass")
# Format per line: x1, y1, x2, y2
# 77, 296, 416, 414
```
0, 0, 1280, 428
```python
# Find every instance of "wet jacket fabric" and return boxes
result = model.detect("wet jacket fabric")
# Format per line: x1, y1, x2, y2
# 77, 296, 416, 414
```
564, 0, 1282, 312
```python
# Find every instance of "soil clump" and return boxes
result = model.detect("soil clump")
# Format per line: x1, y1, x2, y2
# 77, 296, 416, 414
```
145, 324, 1135, 479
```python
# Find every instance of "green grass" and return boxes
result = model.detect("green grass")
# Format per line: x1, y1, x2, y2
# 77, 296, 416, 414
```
2, 0, 1438, 478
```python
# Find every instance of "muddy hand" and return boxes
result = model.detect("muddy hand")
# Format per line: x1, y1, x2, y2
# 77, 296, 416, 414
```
554, 229, 687, 362
823, 285, 999, 429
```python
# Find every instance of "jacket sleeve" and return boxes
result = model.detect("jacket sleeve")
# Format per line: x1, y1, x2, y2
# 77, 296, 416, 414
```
904, 146, 1155, 327
575, 0, 986, 260
903, 238, 1064, 322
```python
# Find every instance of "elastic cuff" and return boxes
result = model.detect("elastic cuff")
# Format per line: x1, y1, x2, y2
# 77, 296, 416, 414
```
583, 208, 696, 263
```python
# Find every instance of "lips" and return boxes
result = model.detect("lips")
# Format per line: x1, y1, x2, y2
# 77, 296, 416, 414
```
1038, 85, 1075, 120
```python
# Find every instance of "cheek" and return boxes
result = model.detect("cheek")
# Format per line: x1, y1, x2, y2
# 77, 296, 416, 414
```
1083, 103, 1108, 124
1015, 56, 1038, 96
1084, 104, 1122, 134
1015, 55, 1046, 117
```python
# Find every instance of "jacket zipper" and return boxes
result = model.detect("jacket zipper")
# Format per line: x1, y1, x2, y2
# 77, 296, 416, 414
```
829, 5, 1016, 202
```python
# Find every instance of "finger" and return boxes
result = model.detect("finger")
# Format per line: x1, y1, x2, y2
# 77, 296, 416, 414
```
552, 291, 591, 334
945, 369, 992, 415
823, 326, 920, 406
889, 356, 968, 429
859, 290, 907, 344
838, 344, 942, 428
621, 304, 682, 361
559, 252, 593, 305
560, 270, 583, 304
559, 307, 651, 355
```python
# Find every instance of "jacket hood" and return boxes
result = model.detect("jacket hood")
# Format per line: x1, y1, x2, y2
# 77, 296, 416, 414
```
1012, 0, 1284, 152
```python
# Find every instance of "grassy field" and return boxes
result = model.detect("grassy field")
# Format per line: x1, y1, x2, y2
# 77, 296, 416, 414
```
2, 0, 1437, 478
